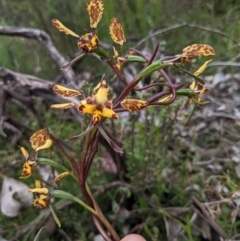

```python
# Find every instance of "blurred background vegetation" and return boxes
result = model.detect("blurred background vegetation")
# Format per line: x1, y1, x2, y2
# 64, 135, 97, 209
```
1, 0, 240, 240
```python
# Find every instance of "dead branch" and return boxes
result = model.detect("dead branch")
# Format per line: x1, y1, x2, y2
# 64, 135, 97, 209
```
0, 67, 82, 141
0, 26, 76, 85
0, 67, 53, 89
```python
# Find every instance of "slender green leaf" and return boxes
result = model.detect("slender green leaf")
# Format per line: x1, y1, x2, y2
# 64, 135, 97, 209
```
38, 158, 69, 172
52, 190, 96, 214
49, 204, 61, 228
137, 60, 169, 81
33, 226, 45, 241
125, 55, 147, 63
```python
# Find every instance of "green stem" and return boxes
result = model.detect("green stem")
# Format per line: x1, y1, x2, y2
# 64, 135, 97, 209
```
86, 183, 120, 241
114, 60, 169, 107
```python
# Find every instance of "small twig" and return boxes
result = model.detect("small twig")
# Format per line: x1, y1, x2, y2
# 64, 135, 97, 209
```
191, 196, 229, 240
92, 181, 131, 191
209, 61, 240, 67
193, 158, 231, 166
134, 23, 240, 48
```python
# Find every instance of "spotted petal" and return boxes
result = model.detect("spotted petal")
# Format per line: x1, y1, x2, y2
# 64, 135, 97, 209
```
121, 99, 148, 112
53, 85, 81, 97
182, 44, 215, 59
109, 18, 126, 46
180, 44, 214, 63
52, 19, 79, 38
86, 0, 104, 29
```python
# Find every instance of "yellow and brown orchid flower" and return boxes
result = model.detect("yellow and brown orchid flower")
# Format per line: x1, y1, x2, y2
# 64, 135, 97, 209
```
52, 0, 104, 52
162, 44, 215, 65
52, 19, 98, 52
28, 180, 49, 209
20, 146, 37, 178
188, 59, 212, 104
113, 47, 124, 70
157, 60, 212, 105
109, 18, 127, 70
173, 44, 215, 64
51, 84, 81, 110
20, 130, 52, 178
112, 47, 135, 71
79, 80, 118, 124
51, 81, 118, 125
30, 129, 52, 152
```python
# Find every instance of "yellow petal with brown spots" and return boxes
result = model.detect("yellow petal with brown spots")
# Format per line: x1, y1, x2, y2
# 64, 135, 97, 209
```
53, 85, 81, 97
52, 19, 79, 38
86, 0, 104, 29
182, 44, 215, 59
121, 99, 148, 112
109, 18, 126, 46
